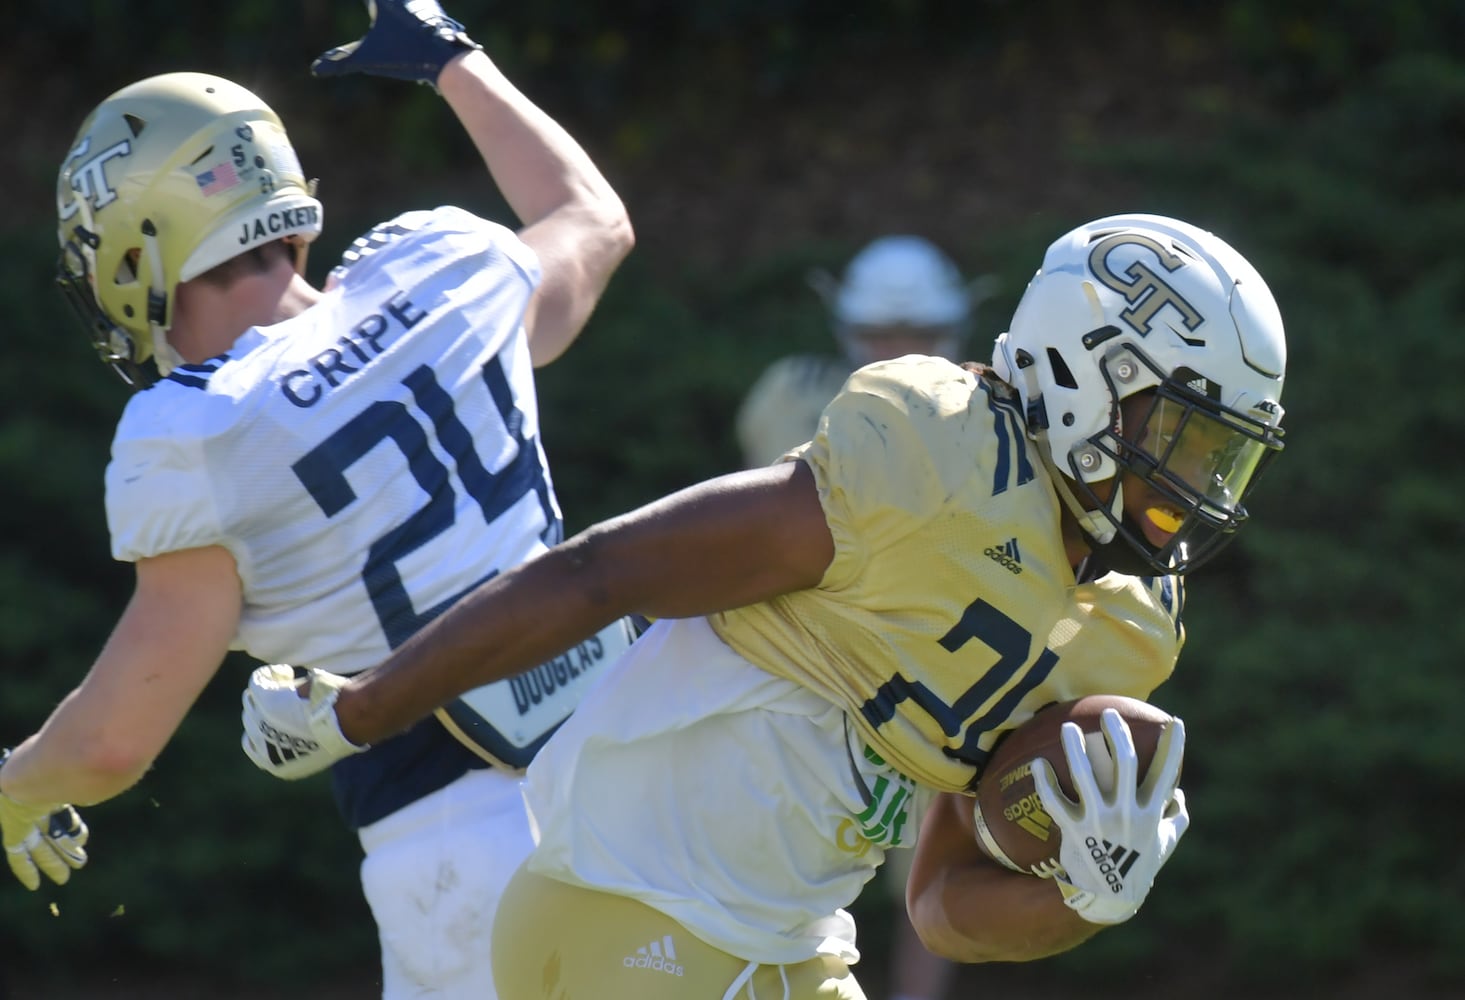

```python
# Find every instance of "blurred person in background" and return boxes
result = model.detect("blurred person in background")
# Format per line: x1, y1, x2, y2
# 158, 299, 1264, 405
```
736, 234, 995, 472
737, 233, 992, 1000
243, 213, 1288, 999
0, 2, 633, 998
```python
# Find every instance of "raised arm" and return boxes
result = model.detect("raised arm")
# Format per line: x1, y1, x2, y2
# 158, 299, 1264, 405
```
312, 0, 633, 366
437, 53, 633, 365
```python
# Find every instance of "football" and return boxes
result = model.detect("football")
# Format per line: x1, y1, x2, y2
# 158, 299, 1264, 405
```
971, 694, 1174, 876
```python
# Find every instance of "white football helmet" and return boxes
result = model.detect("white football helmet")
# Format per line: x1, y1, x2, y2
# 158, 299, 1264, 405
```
56, 72, 323, 387
817, 235, 973, 366
992, 214, 1286, 575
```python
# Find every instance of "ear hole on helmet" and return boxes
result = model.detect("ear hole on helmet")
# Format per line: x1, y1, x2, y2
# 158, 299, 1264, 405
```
114, 249, 141, 286
123, 113, 146, 137
1046, 348, 1078, 389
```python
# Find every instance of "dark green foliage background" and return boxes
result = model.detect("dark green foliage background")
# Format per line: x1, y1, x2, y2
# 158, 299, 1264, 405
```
3, 1, 1462, 995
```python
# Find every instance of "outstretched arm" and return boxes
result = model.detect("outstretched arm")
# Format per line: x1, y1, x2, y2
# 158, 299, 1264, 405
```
437, 53, 633, 366
0, 546, 242, 806
335, 459, 833, 746
312, 1, 633, 366
0, 546, 240, 889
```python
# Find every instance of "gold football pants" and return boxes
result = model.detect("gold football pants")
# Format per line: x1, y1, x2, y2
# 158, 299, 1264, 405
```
491, 865, 868, 1000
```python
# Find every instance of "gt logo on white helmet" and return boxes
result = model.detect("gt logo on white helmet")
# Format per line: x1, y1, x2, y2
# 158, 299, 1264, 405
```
1088, 233, 1204, 342
59, 136, 133, 218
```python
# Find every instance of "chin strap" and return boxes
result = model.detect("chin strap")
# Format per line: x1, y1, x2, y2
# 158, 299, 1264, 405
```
1014, 369, 1122, 547
140, 219, 184, 376
1002, 352, 1120, 546
1033, 436, 1121, 545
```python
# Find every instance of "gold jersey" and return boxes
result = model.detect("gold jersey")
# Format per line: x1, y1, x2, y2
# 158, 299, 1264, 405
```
709, 356, 1184, 793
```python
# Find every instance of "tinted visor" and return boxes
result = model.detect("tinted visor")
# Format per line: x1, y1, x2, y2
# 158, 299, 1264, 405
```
1137, 395, 1276, 519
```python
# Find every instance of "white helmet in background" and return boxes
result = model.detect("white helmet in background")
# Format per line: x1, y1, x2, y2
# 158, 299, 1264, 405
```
992, 213, 1286, 575
56, 72, 323, 387
819, 235, 973, 366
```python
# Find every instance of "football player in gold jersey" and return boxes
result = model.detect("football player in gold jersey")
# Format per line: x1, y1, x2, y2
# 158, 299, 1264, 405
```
242, 214, 1285, 999
736, 234, 990, 1000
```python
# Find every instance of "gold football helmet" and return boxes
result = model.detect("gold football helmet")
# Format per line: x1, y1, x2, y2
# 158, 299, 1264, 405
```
56, 72, 323, 386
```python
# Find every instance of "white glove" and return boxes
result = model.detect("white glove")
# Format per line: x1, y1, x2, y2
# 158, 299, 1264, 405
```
1032, 708, 1189, 925
240, 665, 368, 781
0, 752, 89, 891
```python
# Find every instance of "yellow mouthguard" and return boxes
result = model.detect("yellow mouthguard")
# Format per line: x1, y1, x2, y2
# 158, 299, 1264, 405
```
1145, 507, 1183, 532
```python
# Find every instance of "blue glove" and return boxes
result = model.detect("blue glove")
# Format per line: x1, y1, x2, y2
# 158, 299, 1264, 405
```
313, 0, 482, 88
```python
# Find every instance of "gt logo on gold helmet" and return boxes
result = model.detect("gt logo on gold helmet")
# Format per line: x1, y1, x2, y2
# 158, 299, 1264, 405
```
56, 72, 323, 387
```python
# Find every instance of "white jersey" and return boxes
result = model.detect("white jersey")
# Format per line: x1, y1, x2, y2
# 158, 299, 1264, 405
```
105, 206, 577, 825
522, 616, 923, 967
108, 205, 556, 670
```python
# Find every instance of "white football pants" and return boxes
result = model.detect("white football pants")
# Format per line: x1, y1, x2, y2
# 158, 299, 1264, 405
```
358, 767, 534, 1000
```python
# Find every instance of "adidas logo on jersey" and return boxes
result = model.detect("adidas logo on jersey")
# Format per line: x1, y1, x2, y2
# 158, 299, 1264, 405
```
622, 935, 684, 977
984, 538, 1023, 574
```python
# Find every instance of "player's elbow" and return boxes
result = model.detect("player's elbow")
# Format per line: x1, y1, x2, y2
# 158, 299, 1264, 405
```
916, 920, 1095, 965
906, 897, 1009, 964
68, 740, 153, 805
567, 188, 634, 268
911, 907, 1095, 964
907, 867, 1102, 964
602, 195, 635, 265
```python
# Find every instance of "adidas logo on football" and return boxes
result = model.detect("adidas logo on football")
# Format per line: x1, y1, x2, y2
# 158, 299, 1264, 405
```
984, 538, 1023, 574
622, 935, 684, 977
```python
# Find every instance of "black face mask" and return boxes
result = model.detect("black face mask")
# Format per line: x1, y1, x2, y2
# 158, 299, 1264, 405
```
57, 240, 160, 390
1079, 510, 1180, 579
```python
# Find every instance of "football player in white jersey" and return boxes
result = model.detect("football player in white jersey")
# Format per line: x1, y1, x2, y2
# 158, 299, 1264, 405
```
0, 2, 633, 998
736, 234, 991, 1000
736, 234, 994, 470
245, 213, 1285, 999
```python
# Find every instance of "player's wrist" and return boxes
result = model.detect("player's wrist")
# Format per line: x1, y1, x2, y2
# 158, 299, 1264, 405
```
434, 47, 493, 100
326, 677, 376, 750
1053, 866, 1141, 925
0, 748, 44, 810
309, 679, 369, 755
